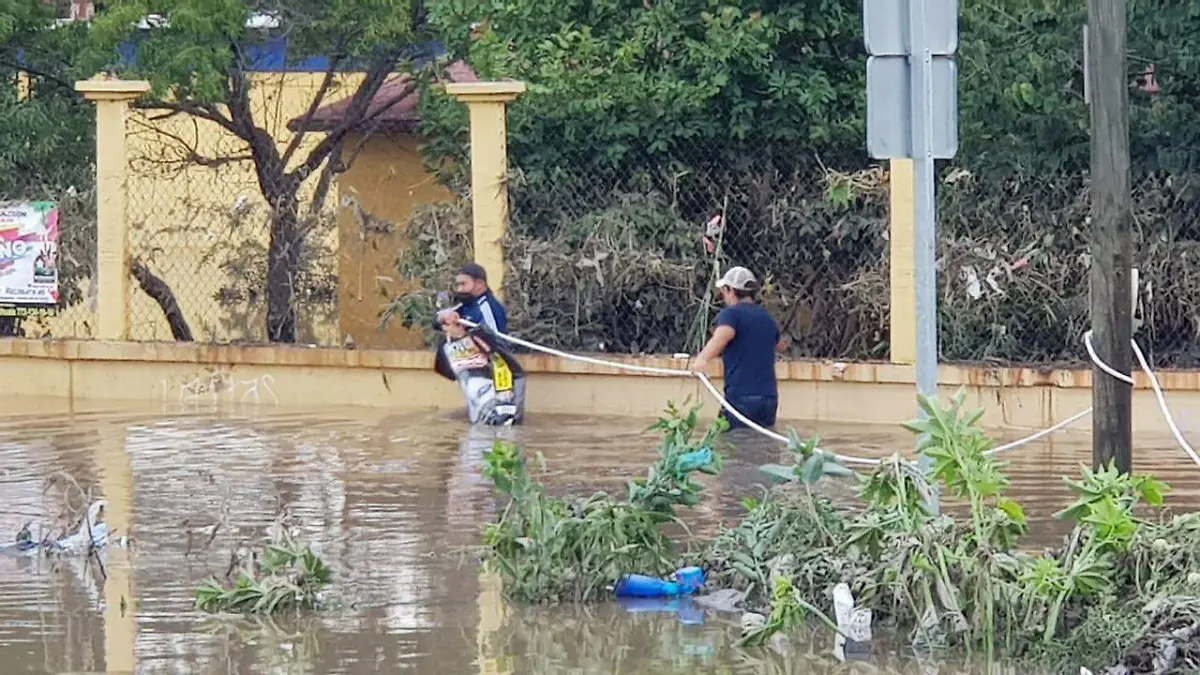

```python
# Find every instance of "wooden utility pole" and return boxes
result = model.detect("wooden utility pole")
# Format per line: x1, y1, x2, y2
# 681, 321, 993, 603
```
1087, 0, 1133, 472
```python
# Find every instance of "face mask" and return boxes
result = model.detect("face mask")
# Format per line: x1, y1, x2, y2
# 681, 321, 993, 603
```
452, 291, 475, 306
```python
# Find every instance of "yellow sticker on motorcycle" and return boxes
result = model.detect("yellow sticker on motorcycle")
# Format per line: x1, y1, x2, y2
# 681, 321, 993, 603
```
491, 354, 513, 392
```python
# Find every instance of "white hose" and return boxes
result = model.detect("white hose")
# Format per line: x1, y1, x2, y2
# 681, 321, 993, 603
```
456, 320, 1199, 468
1130, 337, 1200, 466
457, 320, 880, 465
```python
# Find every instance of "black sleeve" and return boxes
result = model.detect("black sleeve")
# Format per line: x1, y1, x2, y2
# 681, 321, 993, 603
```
433, 337, 456, 381
470, 324, 525, 377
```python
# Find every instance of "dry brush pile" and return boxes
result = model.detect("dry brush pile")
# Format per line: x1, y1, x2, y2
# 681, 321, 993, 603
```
388, 167, 1200, 367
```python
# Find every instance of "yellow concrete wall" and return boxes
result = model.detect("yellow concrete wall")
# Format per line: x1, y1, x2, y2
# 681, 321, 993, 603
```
336, 133, 454, 349
2, 338, 1198, 438
42, 72, 439, 346
117, 72, 368, 344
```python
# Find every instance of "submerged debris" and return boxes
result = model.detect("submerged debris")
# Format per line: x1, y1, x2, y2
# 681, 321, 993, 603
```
3, 499, 125, 556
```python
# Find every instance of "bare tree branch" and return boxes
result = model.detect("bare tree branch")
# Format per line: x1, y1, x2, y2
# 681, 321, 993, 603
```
307, 138, 345, 219
225, 42, 294, 201
279, 47, 345, 170
136, 101, 243, 139
287, 54, 410, 182
131, 116, 253, 169
130, 259, 194, 341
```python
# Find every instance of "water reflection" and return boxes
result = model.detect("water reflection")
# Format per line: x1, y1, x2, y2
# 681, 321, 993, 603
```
0, 401, 1196, 673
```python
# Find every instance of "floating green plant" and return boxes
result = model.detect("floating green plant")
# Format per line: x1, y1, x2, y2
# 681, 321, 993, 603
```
195, 529, 332, 614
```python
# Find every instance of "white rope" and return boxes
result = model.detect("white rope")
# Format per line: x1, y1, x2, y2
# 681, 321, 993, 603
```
1130, 337, 1200, 467
985, 407, 1093, 456
455, 320, 1200, 468
988, 330, 1200, 468
457, 320, 881, 465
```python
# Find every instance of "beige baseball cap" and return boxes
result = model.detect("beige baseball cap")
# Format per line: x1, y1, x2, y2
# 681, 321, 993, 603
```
715, 266, 758, 292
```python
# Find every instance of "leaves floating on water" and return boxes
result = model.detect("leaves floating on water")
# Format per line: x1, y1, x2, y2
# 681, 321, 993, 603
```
195, 524, 332, 615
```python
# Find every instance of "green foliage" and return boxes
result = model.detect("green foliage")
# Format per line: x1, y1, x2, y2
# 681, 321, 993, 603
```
481, 400, 723, 603
737, 576, 837, 648
0, 1, 96, 336
196, 529, 332, 614
424, 0, 866, 177
759, 429, 854, 486
700, 390, 1200, 671
1033, 462, 1171, 643
87, 0, 424, 103
907, 391, 1028, 552
475, 392, 1200, 669
397, 0, 1200, 365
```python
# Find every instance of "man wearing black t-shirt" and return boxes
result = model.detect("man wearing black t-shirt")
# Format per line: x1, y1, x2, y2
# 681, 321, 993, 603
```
691, 266, 784, 430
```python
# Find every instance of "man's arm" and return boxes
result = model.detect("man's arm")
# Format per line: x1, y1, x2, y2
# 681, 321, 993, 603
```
692, 325, 736, 372
433, 337, 456, 381
477, 296, 501, 333
776, 328, 790, 354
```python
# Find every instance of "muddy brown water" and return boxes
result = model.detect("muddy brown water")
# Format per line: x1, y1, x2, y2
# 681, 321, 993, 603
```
0, 397, 1197, 673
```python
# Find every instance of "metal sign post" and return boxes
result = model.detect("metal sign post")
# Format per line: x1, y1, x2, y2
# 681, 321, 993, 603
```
864, 0, 959, 513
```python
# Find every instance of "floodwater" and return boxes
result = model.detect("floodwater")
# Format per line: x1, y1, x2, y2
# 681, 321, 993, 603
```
0, 398, 1197, 674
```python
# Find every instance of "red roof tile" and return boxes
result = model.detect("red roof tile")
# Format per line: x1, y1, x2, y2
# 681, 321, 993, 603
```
287, 61, 478, 134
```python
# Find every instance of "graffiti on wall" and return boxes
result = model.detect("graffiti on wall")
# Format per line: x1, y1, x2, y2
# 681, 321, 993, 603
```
162, 367, 279, 407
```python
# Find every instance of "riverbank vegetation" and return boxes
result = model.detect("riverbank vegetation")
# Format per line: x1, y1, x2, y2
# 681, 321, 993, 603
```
481, 394, 1200, 673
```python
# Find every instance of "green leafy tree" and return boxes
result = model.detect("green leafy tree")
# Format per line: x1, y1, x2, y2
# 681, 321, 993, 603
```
404, 0, 1200, 364
424, 0, 867, 178
956, 0, 1200, 177
0, 0, 96, 337
86, 0, 431, 342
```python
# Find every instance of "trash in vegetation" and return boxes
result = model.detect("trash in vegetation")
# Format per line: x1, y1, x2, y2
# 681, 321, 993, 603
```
482, 388, 1200, 673
481, 399, 724, 603
195, 516, 331, 615
832, 582, 872, 661
692, 587, 749, 614
615, 566, 706, 598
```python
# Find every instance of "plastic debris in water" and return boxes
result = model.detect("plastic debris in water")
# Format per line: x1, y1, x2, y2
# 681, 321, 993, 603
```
677, 448, 713, 473
615, 566, 707, 599
833, 582, 873, 662
617, 596, 704, 625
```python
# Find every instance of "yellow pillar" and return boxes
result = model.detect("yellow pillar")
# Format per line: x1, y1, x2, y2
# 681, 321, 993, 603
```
74, 77, 151, 341
95, 422, 137, 673
476, 568, 510, 675
16, 71, 31, 101
889, 159, 917, 364
445, 82, 527, 301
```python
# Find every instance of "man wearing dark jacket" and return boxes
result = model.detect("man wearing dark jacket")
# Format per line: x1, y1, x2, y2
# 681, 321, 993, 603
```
434, 310, 525, 425
434, 262, 508, 334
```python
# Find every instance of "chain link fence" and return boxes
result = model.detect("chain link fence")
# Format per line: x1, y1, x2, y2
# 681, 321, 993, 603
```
394, 113, 892, 361
124, 105, 340, 345
10, 63, 1200, 370
500, 145, 889, 360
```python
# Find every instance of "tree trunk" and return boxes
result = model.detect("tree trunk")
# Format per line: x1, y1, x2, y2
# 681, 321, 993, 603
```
0, 317, 21, 337
131, 259, 193, 341
266, 198, 302, 343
